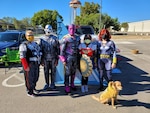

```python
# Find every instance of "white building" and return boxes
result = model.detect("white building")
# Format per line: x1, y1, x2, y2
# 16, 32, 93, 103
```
128, 20, 150, 34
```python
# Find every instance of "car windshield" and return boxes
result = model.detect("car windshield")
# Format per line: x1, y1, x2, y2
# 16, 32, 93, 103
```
75, 26, 95, 35
81, 27, 94, 34
0, 33, 19, 42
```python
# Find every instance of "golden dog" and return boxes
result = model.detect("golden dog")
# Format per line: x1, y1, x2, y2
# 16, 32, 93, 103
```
92, 81, 122, 109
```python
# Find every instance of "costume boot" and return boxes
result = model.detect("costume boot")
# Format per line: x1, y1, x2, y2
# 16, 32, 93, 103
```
65, 86, 70, 93
81, 85, 85, 93
70, 75, 77, 91
85, 85, 88, 92
99, 78, 105, 91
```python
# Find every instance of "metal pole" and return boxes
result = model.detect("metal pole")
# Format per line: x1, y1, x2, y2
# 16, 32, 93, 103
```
99, 0, 102, 30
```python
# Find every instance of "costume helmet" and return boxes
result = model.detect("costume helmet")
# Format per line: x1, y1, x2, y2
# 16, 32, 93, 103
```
25, 30, 34, 42
44, 24, 53, 36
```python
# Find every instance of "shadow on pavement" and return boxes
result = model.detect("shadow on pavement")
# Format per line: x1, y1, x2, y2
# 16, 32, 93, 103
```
118, 99, 150, 109
112, 55, 150, 109
35, 85, 100, 97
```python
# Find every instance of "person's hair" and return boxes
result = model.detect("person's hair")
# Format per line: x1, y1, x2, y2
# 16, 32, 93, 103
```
25, 30, 33, 36
98, 29, 111, 41
84, 34, 92, 40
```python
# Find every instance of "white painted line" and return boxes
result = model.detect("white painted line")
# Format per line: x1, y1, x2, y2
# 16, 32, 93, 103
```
2, 73, 25, 88
115, 41, 135, 44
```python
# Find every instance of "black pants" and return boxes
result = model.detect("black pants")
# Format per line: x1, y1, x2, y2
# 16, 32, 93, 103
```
23, 61, 39, 94
81, 76, 88, 85
44, 60, 56, 85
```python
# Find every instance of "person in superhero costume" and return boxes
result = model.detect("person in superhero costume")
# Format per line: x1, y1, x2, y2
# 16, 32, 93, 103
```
59, 24, 80, 93
39, 25, 60, 90
97, 29, 117, 91
78, 34, 97, 93
19, 30, 42, 97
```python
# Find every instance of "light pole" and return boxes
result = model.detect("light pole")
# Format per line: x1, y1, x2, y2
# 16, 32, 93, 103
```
69, 0, 81, 24
99, 0, 102, 30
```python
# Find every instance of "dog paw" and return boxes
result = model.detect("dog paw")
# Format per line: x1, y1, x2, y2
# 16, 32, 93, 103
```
104, 103, 109, 106
113, 106, 117, 109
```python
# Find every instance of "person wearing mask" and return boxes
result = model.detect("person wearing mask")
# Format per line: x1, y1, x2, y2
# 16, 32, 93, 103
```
59, 24, 80, 94
39, 25, 60, 90
79, 34, 97, 93
19, 30, 42, 97
97, 29, 117, 91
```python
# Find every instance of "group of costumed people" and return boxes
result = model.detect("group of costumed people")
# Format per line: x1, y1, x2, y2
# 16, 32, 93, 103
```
19, 23, 117, 97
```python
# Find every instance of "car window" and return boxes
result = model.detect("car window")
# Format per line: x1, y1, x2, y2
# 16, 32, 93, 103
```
81, 27, 94, 34
0, 33, 19, 42
19, 34, 26, 42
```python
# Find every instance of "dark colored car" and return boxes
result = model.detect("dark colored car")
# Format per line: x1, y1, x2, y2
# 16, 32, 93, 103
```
75, 25, 95, 35
0, 30, 26, 64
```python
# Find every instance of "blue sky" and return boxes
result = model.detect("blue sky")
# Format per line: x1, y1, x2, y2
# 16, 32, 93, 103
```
0, 0, 150, 25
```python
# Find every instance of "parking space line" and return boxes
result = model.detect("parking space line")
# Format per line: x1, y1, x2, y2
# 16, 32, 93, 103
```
2, 73, 25, 87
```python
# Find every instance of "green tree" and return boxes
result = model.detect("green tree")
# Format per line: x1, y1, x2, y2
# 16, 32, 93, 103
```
75, 2, 120, 32
21, 17, 32, 27
121, 22, 128, 31
80, 2, 100, 16
31, 9, 62, 31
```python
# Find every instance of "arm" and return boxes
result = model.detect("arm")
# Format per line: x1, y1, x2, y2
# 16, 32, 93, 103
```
111, 41, 117, 68
19, 43, 29, 71
59, 38, 67, 63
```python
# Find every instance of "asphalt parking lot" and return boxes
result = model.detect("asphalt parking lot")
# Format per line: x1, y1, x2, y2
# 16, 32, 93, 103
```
0, 37, 150, 113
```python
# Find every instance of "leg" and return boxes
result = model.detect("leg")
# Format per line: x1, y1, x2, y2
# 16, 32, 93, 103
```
81, 76, 86, 93
70, 59, 77, 91
105, 59, 113, 82
50, 60, 56, 89
98, 59, 105, 91
84, 77, 88, 92
111, 98, 116, 109
33, 62, 40, 93
64, 60, 71, 93
43, 61, 50, 90
70, 75, 77, 91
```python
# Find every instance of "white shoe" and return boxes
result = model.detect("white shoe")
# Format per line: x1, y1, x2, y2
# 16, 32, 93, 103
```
27, 93, 35, 98
81, 85, 85, 93
85, 85, 88, 92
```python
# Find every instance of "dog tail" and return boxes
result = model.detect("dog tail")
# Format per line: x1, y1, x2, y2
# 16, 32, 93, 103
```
91, 95, 100, 102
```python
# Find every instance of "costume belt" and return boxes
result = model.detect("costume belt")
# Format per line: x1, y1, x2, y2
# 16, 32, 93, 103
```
29, 57, 38, 61
100, 54, 110, 59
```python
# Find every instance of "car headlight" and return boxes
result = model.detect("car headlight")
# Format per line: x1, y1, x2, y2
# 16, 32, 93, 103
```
9, 47, 19, 50
1, 49, 6, 54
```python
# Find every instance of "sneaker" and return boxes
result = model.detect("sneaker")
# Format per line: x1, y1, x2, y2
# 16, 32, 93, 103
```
49, 84, 56, 90
27, 93, 35, 98
33, 89, 39, 94
81, 85, 85, 93
43, 84, 49, 90
85, 85, 88, 92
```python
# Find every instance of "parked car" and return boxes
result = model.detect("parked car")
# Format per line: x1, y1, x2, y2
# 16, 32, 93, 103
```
0, 30, 26, 65
75, 25, 98, 43
75, 25, 95, 35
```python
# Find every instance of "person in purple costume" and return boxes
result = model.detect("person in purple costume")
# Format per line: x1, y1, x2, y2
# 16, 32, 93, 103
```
59, 24, 80, 94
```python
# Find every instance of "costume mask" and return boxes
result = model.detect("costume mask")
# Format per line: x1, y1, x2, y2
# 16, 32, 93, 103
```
44, 25, 53, 36
26, 30, 34, 42
84, 39, 91, 44
68, 24, 75, 36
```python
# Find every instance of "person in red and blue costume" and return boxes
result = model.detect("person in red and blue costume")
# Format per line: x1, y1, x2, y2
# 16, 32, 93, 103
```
59, 24, 80, 94
79, 34, 97, 93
